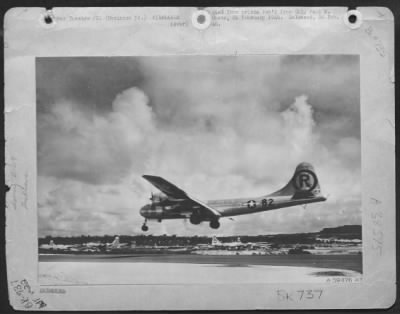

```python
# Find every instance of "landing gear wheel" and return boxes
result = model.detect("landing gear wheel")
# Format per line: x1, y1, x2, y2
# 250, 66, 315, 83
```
141, 218, 149, 232
210, 220, 220, 229
141, 224, 149, 232
190, 214, 201, 225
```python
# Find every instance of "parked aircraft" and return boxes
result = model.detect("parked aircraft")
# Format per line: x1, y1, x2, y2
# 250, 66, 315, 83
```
140, 162, 327, 231
210, 236, 247, 249
106, 236, 129, 250
210, 236, 271, 250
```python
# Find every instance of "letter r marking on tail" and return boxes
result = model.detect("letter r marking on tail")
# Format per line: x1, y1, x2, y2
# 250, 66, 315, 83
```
299, 174, 311, 188
294, 170, 317, 192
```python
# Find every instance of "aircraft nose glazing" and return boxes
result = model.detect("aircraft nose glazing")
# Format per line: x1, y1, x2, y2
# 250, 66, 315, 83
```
139, 205, 151, 218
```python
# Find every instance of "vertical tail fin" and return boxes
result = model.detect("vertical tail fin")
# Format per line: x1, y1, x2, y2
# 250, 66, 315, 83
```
268, 162, 322, 199
211, 236, 221, 246
111, 236, 120, 249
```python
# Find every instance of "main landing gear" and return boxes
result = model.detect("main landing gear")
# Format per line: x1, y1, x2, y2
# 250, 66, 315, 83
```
189, 213, 201, 225
190, 212, 221, 229
209, 220, 220, 229
141, 219, 149, 232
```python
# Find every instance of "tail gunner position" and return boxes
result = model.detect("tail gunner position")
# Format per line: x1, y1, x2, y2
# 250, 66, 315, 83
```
139, 162, 327, 231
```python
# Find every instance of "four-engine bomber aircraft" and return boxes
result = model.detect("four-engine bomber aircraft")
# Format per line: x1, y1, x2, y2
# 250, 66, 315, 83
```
140, 162, 327, 231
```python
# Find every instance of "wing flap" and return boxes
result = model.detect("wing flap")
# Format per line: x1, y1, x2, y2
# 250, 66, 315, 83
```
188, 196, 221, 217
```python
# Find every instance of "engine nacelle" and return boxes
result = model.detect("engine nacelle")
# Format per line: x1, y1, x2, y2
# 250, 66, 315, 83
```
150, 192, 169, 204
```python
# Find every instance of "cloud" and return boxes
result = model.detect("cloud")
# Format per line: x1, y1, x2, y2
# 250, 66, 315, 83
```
38, 87, 155, 185
38, 175, 147, 236
37, 56, 361, 236
36, 57, 145, 114
281, 95, 316, 158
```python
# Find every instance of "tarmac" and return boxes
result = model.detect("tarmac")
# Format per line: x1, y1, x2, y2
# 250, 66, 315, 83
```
39, 254, 362, 285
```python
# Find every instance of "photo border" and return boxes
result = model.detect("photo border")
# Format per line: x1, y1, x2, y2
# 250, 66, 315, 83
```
3, 4, 397, 311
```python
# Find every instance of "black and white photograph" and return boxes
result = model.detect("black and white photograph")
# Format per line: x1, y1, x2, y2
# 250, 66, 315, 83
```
4, 6, 395, 311
37, 55, 362, 285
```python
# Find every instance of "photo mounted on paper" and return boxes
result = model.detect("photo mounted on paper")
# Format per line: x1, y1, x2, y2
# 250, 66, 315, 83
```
37, 55, 362, 285
4, 6, 395, 311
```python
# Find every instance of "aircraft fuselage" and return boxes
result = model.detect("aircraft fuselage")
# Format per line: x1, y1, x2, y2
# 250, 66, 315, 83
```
140, 194, 326, 221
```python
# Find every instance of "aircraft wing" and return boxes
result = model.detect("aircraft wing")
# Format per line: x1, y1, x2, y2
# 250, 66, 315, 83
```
142, 175, 188, 199
188, 196, 221, 217
142, 175, 221, 218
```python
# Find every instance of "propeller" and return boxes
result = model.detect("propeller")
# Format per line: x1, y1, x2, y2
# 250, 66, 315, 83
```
149, 191, 164, 203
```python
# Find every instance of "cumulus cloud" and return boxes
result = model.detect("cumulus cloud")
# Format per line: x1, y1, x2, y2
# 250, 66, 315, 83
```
37, 56, 361, 236
38, 87, 155, 185
281, 95, 316, 155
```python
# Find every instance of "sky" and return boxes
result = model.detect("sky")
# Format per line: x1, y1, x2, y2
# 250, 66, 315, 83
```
37, 55, 361, 237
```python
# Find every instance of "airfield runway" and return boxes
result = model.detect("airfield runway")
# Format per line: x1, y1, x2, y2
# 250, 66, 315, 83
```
39, 254, 362, 285
40, 254, 362, 272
